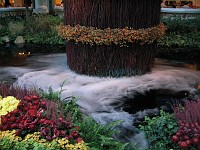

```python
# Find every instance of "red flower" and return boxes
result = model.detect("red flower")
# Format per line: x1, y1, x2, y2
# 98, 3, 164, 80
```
15, 129, 21, 136
16, 118, 21, 123
71, 130, 79, 137
40, 101, 46, 107
12, 109, 20, 115
30, 105, 39, 110
74, 126, 79, 129
46, 135, 52, 141
10, 116, 16, 122
1, 117, 8, 124
60, 130, 66, 137
178, 141, 188, 149
43, 120, 51, 125
53, 128, 60, 137
17, 102, 24, 109
24, 96, 32, 101
28, 124, 36, 130
36, 113, 42, 118
58, 117, 63, 122
23, 106, 29, 111
38, 119, 46, 124
192, 138, 199, 144
31, 95, 40, 101
76, 137, 83, 143
33, 101, 39, 105
28, 109, 37, 117
11, 123, 17, 129
2, 125, 8, 131
18, 123, 24, 129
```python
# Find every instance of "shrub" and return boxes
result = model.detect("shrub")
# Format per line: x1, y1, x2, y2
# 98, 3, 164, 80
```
158, 32, 200, 48
161, 16, 200, 33
139, 110, 180, 150
173, 100, 200, 123
158, 16, 200, 49
171, 100, 200, 149
0, 25, 9, 45
8, 22, 24, 36
77, 117, 129, 150
25, 14, 63, 34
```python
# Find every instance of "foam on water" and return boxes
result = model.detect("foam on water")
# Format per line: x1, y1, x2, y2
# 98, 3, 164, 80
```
12, 54, 200, 112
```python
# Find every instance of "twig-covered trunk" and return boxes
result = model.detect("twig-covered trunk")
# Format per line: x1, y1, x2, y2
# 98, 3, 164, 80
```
64, 0, 161, 77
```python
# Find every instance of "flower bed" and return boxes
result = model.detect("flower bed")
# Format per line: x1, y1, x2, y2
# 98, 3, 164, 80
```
0, 82, 199, 150
139, 100, 200, 150
0, 95, 87, 150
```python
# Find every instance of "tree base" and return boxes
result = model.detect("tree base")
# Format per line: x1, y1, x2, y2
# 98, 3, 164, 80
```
66, 42, 156, 77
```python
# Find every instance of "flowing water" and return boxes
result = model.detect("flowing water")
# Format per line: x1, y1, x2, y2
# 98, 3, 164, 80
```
0, 53, 200, 149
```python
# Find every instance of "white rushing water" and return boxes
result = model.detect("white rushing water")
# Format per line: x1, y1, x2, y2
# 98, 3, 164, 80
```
1, 53, 200, 149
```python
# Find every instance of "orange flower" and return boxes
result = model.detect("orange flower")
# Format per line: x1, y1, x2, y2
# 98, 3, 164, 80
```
58, 23, 165, 46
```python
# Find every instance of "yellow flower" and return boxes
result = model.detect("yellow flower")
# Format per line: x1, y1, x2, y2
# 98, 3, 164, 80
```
0, 96, 20, 124
0, 130, 22, 142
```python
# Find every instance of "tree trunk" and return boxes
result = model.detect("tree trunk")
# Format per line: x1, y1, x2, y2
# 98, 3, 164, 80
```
63, 0, 161, 77
25, 0, 29, 20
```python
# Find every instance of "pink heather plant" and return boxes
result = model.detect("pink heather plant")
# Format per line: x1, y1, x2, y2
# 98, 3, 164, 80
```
171, 100, 200, 149
173, 100, 200, 123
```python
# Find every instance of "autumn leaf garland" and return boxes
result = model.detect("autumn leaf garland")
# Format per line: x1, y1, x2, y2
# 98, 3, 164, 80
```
58, 23, 165, 46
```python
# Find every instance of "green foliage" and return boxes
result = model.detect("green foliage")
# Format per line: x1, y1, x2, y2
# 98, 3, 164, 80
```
139, 110, 180, 150
22, 15, 65, 46
39, 86, 61, 102
25, 14, 63, 34
159, 16, 200, 49
0, 25, 9, 38
8, 21, 25, 36
38, 84, 83, 122
158, 32, 200, 48
161, 16, 200, 33
0, 25, 9, 45
38, 80, 67, 101
77, 117, 129, 150
0, 14, 65, 47
24, 31, 65, 45
62, 97, 83, 122
0, 137, 59, 150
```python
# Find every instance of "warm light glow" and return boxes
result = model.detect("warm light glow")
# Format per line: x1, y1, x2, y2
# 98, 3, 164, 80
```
18, 51, 30, 56
18, 52, 25, 56
55, 0, 62, 6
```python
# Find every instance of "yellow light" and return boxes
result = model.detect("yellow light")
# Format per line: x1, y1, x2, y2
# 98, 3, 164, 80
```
18, 52, 25, 56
